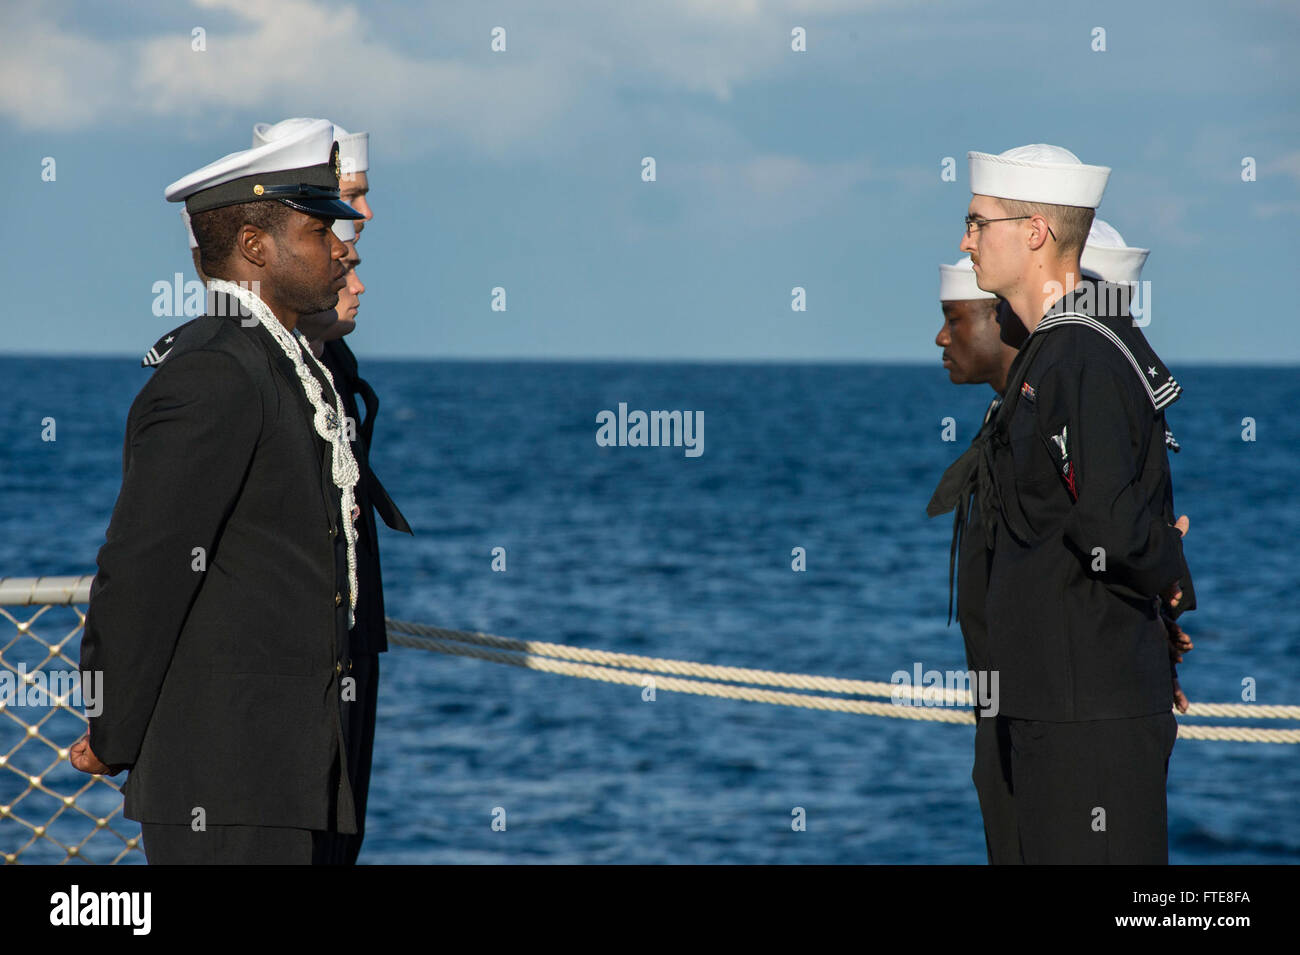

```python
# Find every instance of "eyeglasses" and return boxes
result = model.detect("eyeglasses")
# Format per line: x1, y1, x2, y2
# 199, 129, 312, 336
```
964, 214, 1057, 241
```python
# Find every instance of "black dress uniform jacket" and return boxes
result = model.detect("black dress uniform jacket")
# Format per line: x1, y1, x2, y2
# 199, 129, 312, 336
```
82, 293, 357, 833
981, 282, 1193, 722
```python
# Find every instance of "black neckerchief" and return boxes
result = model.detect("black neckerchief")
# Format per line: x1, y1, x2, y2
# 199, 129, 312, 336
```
322, 339, 413, 536
927, 393, 1002, 623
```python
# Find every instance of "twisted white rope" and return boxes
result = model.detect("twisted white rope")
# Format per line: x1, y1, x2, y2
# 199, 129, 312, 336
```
388, 631, 977, 722
208, 280, 360, 627
388, 619, 911, 697
387, 619, 1300, 742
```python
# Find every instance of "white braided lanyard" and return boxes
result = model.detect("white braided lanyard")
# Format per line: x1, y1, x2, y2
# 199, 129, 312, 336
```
207, 279, 360, 628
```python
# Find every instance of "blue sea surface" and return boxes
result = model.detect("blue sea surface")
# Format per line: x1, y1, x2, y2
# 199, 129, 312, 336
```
1, 356, 1297, 864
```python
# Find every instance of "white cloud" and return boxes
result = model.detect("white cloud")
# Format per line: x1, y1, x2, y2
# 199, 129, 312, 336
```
0, 0, 891, 155
1251, 199, 1300, 219
0, 5, 125, 130
1263, 151, 1300, 183
628, 153, 915, 237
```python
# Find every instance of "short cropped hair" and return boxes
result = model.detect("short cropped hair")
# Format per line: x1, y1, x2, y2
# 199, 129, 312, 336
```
996, 198, 1094, 260
189, 200, 294, 276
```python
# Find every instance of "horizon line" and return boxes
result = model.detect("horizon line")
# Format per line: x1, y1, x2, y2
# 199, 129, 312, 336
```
1, 351, 1298, 368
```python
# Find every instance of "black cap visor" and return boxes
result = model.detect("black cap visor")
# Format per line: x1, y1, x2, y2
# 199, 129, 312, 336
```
277, 196, 364, 219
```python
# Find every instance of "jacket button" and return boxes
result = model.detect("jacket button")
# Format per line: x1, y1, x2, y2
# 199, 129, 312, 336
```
348, 660, 353, 671
329, 525, 336, 537
335, 592, 342, 606
335, 662, 342, 674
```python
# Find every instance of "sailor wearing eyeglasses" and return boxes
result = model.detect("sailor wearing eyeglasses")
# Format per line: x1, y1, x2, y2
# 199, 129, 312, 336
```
954, 144, 1194, 864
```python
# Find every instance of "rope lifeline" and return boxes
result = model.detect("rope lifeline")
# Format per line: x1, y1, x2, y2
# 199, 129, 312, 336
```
385, 619, 1300, 744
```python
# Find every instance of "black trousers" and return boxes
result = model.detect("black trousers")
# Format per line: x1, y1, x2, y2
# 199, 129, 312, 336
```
1004, 712, 1177, 864
317, 651, 380, 865
141, 823, 330, 864
972, 713, 1021, 864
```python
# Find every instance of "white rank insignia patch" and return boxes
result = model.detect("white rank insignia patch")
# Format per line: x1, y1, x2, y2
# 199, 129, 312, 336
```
1049, 425, 1068, 459
1048, 425, 1078, 500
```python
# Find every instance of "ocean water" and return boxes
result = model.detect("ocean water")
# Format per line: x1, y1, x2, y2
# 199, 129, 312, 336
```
1, 356, 1297, 864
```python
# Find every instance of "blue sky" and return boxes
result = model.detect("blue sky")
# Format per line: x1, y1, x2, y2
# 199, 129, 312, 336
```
2, 0, 1297, 362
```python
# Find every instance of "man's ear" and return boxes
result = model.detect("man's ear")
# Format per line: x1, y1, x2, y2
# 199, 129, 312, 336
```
235, 224, 269, 268
1027, 215, 1052, 251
